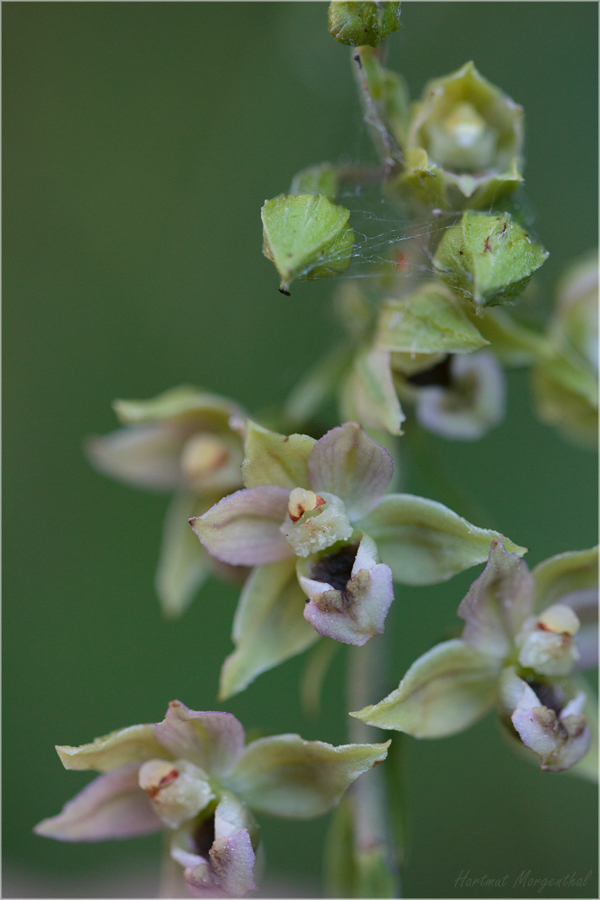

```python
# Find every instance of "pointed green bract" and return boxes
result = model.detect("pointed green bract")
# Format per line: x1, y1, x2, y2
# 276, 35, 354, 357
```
242, 420, 314, 489
328, 1, 401, 48
375, 283, 488, 355
351, 639, 500, 737
357, 493, 527, 584
219, 559, 319, 700
261, 194, 354, 293
228, 734, 390, 818
56, 724, 170, 772
433, 212, 548, 308
156, 493, 213, 619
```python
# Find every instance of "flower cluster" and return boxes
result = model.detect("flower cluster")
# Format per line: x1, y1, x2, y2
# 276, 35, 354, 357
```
352, 541, 598, 776
36, 700, 389, 898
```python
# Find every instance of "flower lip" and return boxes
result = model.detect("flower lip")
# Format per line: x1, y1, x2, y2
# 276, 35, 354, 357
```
309, 543, 359, 592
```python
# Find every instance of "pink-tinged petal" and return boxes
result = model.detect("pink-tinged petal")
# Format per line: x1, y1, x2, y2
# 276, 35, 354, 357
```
308, 423, 393, 520
458, 539, 535, 658
170, 795, 258, 899
190, 486, 293, 566
511, 686, 591, 774
34, 761, 162, 841
298, 536, 394, 645
154, 701, 246, 779
85, 424, 186, 492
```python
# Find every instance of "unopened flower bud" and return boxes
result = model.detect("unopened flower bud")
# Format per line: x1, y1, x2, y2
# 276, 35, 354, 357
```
261, 194, 354, 295
396, 61, 523, 210
138, 759, 214, 830
328, 1, 401, 48
433, 212, 548, 308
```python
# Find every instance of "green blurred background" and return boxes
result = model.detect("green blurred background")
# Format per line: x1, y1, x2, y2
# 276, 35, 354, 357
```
3, 2, 598, 897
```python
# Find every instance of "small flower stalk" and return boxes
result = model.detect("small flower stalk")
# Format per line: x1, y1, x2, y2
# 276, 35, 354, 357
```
35, 701, 390, 898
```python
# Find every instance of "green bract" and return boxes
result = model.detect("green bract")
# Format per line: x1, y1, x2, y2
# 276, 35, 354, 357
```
433, 212, 548, 308
261, 194, 354, 294
396, 61, 523, 210
328, 1, 401, 48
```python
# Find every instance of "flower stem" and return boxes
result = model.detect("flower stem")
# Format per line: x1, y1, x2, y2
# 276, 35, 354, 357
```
347, 636, 401, 898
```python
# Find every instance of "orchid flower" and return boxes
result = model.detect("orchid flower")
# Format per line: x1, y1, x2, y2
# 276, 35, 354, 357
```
190, 420, 525, 698
35, 700, 390, 898
86, 386, 246, 617
352, 541, 598, 776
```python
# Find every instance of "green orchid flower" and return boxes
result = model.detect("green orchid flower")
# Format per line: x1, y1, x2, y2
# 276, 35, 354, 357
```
35, 701, 390, 898
86, 385, 247, 618
352, 541, 598, 777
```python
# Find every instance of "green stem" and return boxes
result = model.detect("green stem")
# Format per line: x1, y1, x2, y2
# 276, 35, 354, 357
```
347, 636, 401, 898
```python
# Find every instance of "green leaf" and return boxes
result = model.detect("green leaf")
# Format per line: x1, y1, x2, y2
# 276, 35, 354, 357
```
242, 420, 314, 489
261, 194, 354, 294
433, 212, 548, 308
56, 724, 170, 772
340, 348, 405, 436
219, 558, 319, 700
155, 493, 213, 619
227, 733, 390, 818
357, 493, 527, 584
376, 283, 489, 355
328, 2, 402, 48
532, 547, 598, 612
351, 639, 500, 737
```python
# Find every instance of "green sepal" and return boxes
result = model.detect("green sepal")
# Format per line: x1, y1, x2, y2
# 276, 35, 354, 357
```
56, 724, 171, 772
350, 639, 500, 737
433, 212, 548, 308
290, 163, 340, 199
241, 420, 315, 489
375, 283, 489, 356
113, 385, 240, 429
340, 347, 405, 436
261, 194, 354, 294
463, 306, 551, 366
328, 2, 401, 48
532, 546, 598, 612
532, 368, 598, 449
228, 734, 390, 818
219, 558, 319, 700
356, 493, 527, 584
155, 492, 213, 619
